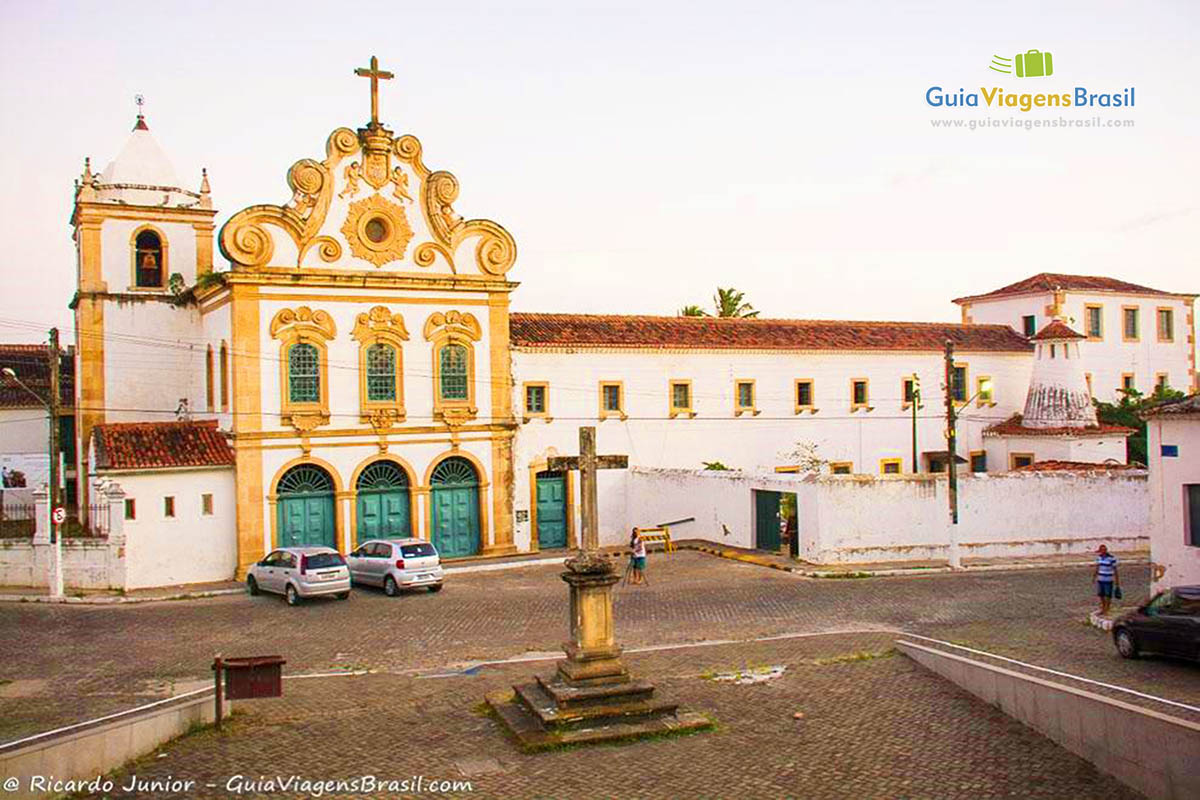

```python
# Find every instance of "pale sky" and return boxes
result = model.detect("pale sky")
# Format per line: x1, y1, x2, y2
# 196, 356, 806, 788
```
0, 0, 1196, 338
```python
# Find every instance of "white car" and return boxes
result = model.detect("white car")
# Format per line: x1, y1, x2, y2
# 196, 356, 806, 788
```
347, 538, 445, 596
247, 546, 351, 606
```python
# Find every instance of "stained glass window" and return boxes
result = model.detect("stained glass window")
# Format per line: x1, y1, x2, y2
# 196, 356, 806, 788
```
288, 343, 320, 403
366, 343, 396, 402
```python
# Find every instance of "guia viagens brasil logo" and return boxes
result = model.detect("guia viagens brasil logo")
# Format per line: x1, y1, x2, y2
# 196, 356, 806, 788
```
926, 50, 1134, 112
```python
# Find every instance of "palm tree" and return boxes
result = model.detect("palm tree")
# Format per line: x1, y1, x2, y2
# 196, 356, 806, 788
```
713, 287, 759, 318
678, 304, 708, 317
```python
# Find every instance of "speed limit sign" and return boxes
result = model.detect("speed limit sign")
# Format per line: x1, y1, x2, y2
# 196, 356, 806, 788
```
52, 507, 66, 525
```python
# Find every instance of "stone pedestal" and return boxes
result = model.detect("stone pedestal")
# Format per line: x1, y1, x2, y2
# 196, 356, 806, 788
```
487, 551, 711, 751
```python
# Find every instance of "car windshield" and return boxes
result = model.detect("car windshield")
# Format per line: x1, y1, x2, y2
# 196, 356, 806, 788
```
305, 552, 345, 569
400, 543, 437, 558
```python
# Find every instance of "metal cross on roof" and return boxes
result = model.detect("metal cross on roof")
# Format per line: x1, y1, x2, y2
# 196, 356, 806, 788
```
354, 55, 394, 127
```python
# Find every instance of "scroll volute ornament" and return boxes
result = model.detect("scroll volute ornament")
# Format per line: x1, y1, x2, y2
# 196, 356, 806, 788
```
352, 305, 410, 343
270, 306, 337, 342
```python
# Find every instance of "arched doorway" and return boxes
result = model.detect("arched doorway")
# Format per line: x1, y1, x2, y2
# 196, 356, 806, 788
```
356, 460, 412, 542
535, 470, 568, 549
276, 464, 336, 548
430, 456, 481, 558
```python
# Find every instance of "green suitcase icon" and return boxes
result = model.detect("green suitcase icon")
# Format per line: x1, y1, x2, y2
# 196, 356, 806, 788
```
1015, 49, 1053, 78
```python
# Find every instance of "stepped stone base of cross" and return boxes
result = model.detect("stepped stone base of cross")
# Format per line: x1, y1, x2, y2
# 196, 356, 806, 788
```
486, 427, 712, 750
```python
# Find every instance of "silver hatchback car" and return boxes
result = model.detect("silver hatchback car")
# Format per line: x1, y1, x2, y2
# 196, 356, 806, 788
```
347, 538, 445, 596
247, 546, 351, 606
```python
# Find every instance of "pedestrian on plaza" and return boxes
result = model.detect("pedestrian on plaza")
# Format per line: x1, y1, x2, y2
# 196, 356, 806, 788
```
629, 529, 647, 585
1092, 544, 1120, 616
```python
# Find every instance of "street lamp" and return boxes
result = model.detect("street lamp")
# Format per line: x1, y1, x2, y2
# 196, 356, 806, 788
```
1, 360, 63, 597
944, 374, 994, 569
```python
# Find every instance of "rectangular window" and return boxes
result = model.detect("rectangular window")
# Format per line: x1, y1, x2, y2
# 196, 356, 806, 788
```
205, 346, 214, 412
438, 344, 469, 401
288, 343, 320, 403
830, 462, 853, 475
124, 498, 136, 520
902, 377, 917, 407
219, 342, 229, 412
1085, 304, 1103, 340
201, 493, 213, 516
850, 379, 869, 409
669, 380, 693, 416
970, 451, 987, 473
1022, 315, 1036, 337
976, 376, 994, 406
164, 496, 176, 518
1122, 306, 1140, 341
1010, 453, 1034, 470
1157, 308, 1174, 342
366, 344, 397, 402
879, 459, 902, 475
1155, 373, 1169, 393
950, 365, 968, 403
524, 383, 548, 416
1188, 485, 1200, 547
794, 379, 814, 412
600, 382, 624, 418
1122, 373, 1135, 392
735, 380, 755, 414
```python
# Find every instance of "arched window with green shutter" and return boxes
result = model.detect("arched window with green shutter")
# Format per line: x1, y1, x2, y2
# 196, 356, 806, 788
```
365, 343, 397, 402
288, 343, 320, 404
439, 344, 469, 401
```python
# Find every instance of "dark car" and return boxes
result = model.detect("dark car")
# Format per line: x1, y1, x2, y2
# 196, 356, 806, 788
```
1112, 585, 1200, 661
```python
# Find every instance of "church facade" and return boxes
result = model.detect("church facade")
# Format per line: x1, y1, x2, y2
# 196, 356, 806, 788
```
49, 61, 1195, 585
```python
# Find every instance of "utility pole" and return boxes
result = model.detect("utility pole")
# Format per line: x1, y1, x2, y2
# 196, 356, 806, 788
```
910, 372, 920, 474
48, 328, 63, 596
943, 339, 960, 568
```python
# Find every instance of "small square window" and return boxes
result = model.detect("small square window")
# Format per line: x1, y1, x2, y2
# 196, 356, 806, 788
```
795, 380, 814, 411
670, 381, 692, 415
1085, 305, 1103, 339
601, 382, 623, 415
851, 380, 869, 407
830, 462, 853, 475
524, 383, 547, 415
1122, 373, 1135, 392
201, 493, 214, 516
735, 380, 755, 412
970, 452, 987, 473
1022, 315, 1036, 337
1157, 308, 1174, 342
1010, 453, 1034, 470
164, 496, 176, 518
1122, 306, 1140, 341
880, 459, 902, 475
124, 498, 136, 520
976, 376, 994, 405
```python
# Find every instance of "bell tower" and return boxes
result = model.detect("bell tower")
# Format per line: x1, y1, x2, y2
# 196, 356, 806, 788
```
70, 104, 217, 510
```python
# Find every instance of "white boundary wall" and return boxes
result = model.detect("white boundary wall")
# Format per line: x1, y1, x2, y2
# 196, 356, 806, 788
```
627, 467, 1149, 563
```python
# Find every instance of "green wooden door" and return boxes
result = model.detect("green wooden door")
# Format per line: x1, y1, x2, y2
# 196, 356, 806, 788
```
356, 461, 411, 543
754, 490, 781, 552
536, 472, 567, 549
277, 465, 336, 548
430, 457, 481, 558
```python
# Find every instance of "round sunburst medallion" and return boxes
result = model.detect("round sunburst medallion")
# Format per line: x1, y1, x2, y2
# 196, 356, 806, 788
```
341, 194, 414, 267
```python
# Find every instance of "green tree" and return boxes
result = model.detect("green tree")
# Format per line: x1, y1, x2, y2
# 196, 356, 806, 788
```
678, 304, 708, 317
1094, 385, 1185, 465
713, 287, 759, 318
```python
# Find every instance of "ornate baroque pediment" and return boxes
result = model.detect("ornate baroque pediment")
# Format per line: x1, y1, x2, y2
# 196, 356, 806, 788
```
219, 116, 516, 276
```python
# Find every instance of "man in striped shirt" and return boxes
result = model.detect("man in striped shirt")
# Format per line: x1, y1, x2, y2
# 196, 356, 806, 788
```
1092, 544, 1120, 616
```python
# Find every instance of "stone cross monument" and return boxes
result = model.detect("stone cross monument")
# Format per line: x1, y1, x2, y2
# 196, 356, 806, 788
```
487, 426, 711, 749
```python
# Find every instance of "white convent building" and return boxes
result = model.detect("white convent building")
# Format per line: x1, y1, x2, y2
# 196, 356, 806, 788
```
1, 65, 1192, 587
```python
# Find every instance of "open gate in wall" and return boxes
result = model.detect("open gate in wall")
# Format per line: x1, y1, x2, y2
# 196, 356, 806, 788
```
276, 464, 337, 549
430, 457, 481, 558
356, 460, 412, 543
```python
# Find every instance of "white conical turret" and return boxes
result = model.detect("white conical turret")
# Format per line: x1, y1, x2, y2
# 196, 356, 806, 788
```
93, 111, 199, 208
1022, 319, 1098, 429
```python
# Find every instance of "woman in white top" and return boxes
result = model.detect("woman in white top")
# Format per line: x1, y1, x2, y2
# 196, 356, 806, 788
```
629, 529, 647, 585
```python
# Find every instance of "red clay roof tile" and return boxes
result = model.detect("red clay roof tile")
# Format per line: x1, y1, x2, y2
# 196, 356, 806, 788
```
0, 344, 74, 409
92, 419, 234, 471
983, 413, 1135, 438
1030, 319, 1085, 341
1011, 460, 1137, 472
953, 272, 1192, 304
509, 314, 1032, 352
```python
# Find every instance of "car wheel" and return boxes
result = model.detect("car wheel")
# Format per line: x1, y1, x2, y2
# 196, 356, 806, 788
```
1115, 628, 1139, 659
428, 584, 443, 593
286, 584, 301, 606
384, 575, 399, 597
337, 592, 349, 601
247, 576, 259, 596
